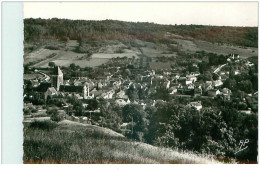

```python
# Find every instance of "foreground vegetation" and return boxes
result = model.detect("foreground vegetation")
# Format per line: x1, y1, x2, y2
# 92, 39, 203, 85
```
24, 120, 221, 164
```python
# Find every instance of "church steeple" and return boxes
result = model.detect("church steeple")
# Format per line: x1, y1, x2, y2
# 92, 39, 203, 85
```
52, 66, 63, 91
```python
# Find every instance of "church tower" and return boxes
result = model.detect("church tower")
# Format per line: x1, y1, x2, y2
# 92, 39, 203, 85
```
52, 66, 63, 91
83, 84, 93, 99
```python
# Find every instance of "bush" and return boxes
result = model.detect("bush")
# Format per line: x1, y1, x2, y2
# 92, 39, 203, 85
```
31, 108, 38, 113
29, 121, 57, 131
51, 114, 64, 122
23, 109, 31, 115
45, 46, 59, 50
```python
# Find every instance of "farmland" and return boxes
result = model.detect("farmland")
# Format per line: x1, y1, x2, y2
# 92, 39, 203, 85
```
24, 37, 257, 69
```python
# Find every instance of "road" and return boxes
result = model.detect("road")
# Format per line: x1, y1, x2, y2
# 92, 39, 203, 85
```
213, 63, 227, 74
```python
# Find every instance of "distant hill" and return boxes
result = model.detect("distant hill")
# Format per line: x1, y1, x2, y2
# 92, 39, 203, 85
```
24, 18, 258, 48
23, 120, 221, 164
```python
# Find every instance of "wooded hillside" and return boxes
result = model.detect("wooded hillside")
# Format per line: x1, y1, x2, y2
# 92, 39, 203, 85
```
24, 18, 258, 48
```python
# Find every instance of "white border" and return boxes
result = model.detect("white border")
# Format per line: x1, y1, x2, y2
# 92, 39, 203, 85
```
1, 2, 23, 164
1, 1, 260, 181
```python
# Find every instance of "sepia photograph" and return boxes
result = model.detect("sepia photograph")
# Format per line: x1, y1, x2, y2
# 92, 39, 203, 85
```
22, 1, 258, 164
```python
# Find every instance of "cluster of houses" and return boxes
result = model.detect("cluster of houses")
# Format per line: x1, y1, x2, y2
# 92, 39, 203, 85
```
25, 52, 257, 117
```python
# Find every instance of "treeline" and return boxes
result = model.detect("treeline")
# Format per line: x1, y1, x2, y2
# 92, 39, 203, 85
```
24, 18, 258, 47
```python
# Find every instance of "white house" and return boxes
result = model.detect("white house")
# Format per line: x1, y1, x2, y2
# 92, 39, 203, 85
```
169, 86, 178, 95
187, 101, 202, 111
213, 80, 223, 87
100, 90, 115, 99
116, 99, 131, 107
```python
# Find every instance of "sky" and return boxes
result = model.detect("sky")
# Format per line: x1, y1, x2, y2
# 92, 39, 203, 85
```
24, 2, 258, 27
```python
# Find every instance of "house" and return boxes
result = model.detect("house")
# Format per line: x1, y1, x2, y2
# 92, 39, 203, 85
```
234, 70, 241, 75
221, 88, 232, 100
74, 93, 83, 100
179, 77, 186, 83
116, 99, 130, 107
74, 80, 83, 86
116, 90, 128, 99
194, 87, 202, 97
192, 64, 199, 68
239, 109, 252, 115
120, 122, 129, 128
44, 87, 58, 99
213, 80, 223, 87
246, 61, 254, 67
82, 103, 88, 108
186, 74, 197, 82
177, 83, 184, 89
175, 74, 180, 80
187, 83, 195, 90
90, 88, 103, 98
187, 101, 202, 111
163, 79, 171, 89
192, 72, 200, 77
169, 86, 178, 95
186, 80, 193, 85
31, 79, 40, 87
100, 90, 115, 99
203, 81, 214, 91
111, 79, 122, 88
64, 80, 70, 85
141, 102, 147, 109
208, 89, 221, 97
59, 85, 84, 93
96, 82, 104, 89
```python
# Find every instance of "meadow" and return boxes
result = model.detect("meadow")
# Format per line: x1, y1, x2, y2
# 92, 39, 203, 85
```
24, 120, 221, 164
24, 37, 257, 69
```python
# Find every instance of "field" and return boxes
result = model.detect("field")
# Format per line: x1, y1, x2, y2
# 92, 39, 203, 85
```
23, 73, 44, 80
175, 39, 258, 58
24, 120, 221, 164
150, 61, 172, 70
24, 37, 257, 69
24, 48, 60, 65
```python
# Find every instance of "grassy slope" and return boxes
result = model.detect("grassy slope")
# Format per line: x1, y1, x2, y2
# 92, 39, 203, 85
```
24, 120, 221, 164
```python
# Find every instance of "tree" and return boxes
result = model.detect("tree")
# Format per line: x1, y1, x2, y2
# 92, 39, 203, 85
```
122, 69, 131, 79
47, 107, 64, 122
122, 104, 148, 141
126, 84, 138, 102
198, 60, 209, 74
70, 63, 76, 70
72, 100, 84, 116
212, 73, 219, 81
223, 78, 237, 91
237, 80, 253, 93
48, 62, 55, 68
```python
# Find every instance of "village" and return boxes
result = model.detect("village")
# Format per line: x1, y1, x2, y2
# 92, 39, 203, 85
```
23, 52, 258, 134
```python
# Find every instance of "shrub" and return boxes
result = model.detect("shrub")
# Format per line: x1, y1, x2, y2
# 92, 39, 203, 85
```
23, 108, 31, 115
31, 108, 38, 113
29, 121, 57, 131
45, 45, 59, 50
51, 114, 64, 122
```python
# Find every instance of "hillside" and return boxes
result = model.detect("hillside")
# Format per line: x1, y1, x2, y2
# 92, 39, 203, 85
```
23, 120, 221, 164
24, 18, 258, 48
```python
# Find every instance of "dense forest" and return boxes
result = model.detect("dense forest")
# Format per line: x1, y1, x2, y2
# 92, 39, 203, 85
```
24, 18, 258, 48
